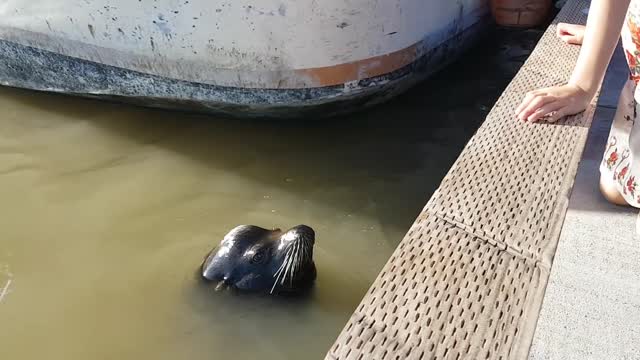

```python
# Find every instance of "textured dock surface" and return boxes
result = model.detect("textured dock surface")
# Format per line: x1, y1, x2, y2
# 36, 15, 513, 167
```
325, 1, 598, 359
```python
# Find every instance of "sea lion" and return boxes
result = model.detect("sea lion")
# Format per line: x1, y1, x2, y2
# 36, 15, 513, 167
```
200, 224, 316, 295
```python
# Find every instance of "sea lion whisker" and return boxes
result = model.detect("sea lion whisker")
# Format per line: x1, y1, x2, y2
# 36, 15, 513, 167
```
269, 281, 279, 294
288, 239, 302, 286
270, 268, 286, 294
273, 248, 291, 280
296, 239, 304, 271
270, 266, 284, 294
291, 241, 299, 275
215, 280, 227, 292
271, 247, 292, 291
276, 246, 295, 287
302, 239, 308, 261
270, 251, 291, 294
290, 240, 301, 287
281, 248, 295, 286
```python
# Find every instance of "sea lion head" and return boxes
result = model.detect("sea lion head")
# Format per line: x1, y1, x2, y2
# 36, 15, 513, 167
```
201, 224, 316, 294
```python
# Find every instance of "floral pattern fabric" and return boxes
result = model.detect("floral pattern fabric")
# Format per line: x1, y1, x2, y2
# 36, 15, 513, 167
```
600, 1, 640, 207
626, 12, 640, 83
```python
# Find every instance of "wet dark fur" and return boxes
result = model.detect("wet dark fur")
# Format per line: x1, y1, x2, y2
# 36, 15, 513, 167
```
200, 225, 316, 295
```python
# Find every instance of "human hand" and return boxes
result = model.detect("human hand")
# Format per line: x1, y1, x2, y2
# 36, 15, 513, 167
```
556, 23, 586, 45
515, 84, 591, 123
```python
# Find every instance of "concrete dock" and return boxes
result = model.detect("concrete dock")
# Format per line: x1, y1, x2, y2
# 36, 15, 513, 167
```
528, 43, 640, 360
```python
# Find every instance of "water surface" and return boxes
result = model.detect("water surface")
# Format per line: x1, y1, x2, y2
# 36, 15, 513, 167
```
0, 28, 541, 359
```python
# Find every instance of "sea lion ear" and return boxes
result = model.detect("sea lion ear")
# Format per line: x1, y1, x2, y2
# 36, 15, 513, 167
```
269, 228, 283, 238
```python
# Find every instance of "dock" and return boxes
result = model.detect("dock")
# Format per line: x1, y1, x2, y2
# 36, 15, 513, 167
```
528, 32, 640, 360
324, 0, 640, 358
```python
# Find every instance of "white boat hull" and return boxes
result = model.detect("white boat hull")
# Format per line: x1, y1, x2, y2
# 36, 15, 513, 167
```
0, 0, 490, 117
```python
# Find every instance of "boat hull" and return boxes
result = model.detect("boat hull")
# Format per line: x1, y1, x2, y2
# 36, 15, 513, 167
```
0, 0, 490, 118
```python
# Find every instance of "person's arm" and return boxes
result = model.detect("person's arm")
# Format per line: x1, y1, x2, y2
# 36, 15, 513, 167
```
516, 0, 631, 123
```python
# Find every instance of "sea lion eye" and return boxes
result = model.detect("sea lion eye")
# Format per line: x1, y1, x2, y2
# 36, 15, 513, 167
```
251, 250, 266, 264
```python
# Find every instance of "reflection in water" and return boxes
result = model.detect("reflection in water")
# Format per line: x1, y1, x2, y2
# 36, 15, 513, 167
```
0, 28, 541, 359
0, 262, 12, 303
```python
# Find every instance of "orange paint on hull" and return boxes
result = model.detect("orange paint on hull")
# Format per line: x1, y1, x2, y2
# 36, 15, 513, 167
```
296, 43, 419, 87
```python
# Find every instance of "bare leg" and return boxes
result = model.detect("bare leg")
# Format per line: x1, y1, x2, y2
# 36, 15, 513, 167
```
599, 174, 630, 206
599, 174, 640, 235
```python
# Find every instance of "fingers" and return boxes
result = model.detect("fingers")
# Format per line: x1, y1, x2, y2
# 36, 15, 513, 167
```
516, 94, 555, 121
515, 93, 533, 115
515, 89, 547, 114
559, 34, 581, 45
556, 23, 571, 37
556, 23, 585, 45
544, 108, 566, 123
515, 83, 589, 124
525, 101, 565, 123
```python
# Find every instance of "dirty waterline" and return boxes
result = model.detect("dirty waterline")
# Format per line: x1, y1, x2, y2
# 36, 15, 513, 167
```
0, 28, 543, 360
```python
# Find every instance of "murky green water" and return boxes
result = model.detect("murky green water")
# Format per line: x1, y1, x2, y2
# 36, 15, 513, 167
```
0, 29, 541, 360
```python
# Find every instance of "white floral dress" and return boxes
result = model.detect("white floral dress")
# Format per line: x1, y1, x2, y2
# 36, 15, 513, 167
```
600, 1, 640, 207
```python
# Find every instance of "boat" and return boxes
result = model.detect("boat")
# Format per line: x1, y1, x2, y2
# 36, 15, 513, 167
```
0, 0, 490, 118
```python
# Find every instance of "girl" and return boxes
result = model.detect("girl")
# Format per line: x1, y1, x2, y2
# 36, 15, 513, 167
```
516, 0, 640, 232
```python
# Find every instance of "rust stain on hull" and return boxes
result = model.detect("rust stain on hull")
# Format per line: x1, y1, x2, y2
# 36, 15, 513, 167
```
296, 44, 418, 87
